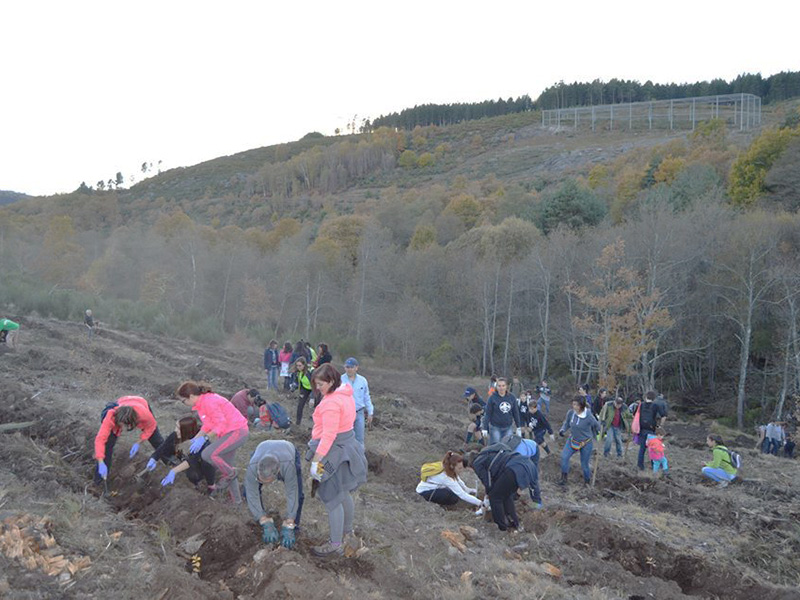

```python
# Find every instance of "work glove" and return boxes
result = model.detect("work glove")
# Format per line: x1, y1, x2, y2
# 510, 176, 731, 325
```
146, 458, 157, 472
280, 525, 296, 549
189, 436, 207, 454
515, 428, 522, 437
97, 461, 108, 479
481, 430, 488, 439
253, 417, 260, 425
261, 521, 279, 544
310, 461, 324, 481
549, 434, 555, 441
129, 443, 140, 458
160, 470, 176, 487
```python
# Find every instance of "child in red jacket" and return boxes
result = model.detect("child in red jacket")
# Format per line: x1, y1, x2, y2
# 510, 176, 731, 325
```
646, 428, 668, 476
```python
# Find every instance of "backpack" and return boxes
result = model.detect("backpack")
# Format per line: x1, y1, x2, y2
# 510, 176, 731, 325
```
420, 461, 445, 482
473, 443, 516, 491
266, 402, 291, 429
631, 405, 641, 434
726, 448, 742, 469
638, 403, 657, 431
100, 401, 119, 423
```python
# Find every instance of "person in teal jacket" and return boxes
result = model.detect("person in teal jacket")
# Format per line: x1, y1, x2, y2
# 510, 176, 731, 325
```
0, 318, 20, 349
701, 434, 738, 487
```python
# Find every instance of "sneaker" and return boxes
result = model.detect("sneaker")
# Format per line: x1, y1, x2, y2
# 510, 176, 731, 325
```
311, 541, 344, 558
533, 502, 544, 510
717, 480, 729, 488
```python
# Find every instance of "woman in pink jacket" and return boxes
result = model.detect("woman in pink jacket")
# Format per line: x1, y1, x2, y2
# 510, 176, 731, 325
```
307, 364, 368, 558
175, 381, 249, 503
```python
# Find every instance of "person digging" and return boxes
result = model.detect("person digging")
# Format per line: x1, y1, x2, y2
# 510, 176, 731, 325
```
244, 440, 305, 550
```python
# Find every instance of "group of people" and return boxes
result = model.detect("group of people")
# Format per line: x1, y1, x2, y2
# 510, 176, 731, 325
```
416, 377, 743, 533
263, 339, 333, 394
93, 360, 371, 558
756, 421, 795, 458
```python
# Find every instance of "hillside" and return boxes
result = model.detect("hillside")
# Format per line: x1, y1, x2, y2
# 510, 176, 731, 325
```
1, 318, 798, 599
0, 190, 29, 206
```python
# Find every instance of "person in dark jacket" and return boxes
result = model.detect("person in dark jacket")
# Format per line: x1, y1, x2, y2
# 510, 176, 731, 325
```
264, 340, 280, 391
484, 377, 522, 445
578, 384, 593, 416
536, 379, 552, 415
634, 391, 667, 470
314, 343, 332, 368
529, 401, 555, 455
593, 388, 608, 419
465, 403, 486, 445
463, 386, 484, 408
149, 416, 216, 491
559, 396, 600, 486
465, 446, 536, 532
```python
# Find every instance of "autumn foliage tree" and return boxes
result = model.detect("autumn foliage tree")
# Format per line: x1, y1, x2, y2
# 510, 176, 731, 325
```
569, 239, 673, 391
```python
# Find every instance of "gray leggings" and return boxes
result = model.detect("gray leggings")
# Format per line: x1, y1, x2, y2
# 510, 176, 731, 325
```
327, 493, 354, 544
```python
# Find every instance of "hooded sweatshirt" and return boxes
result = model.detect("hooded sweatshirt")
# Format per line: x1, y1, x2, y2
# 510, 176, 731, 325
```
193, 392, 248, 437
560, 408, 600, 444
485, 391, 521, 429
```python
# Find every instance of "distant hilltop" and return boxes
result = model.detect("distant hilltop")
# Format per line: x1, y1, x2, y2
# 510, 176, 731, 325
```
0, 190, 29, 205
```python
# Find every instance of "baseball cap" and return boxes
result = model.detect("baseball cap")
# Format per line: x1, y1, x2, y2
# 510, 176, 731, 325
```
463, 386, 476, 398
344, 357, 359, 367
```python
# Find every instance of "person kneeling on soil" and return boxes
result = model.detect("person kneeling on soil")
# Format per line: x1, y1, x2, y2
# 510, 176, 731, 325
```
465, 444, 537, 532
701, 434, 738, 487
151, 416, 216, 492
307, 364, 368, 558
244, 440, 304, 550
559, 395, 600, 486
94, 396, 165, 484
416, 451, 481, 507
176, 381, 250, 504
0, 317, 20, 349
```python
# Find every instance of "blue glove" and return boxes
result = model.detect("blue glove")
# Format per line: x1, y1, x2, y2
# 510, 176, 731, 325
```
129, 443, 140, 458
97, 461, 108, 479
280, 526, 296, 549
189, 436, 206, 454
261, 521, 279, 544
146, 458, 157, 472
161, 470, 176, 486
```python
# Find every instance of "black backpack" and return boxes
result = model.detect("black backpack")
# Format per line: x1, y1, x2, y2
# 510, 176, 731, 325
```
100, 401, 119, 422
473, 443, 517, 491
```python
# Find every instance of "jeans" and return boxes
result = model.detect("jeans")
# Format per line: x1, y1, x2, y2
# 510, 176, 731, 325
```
652, 457, 668, 472
267, 367, 279, 391
604, 426, 623, 456
561, 439, 593, 482
768, 438, 782, 455
354, 409, 366, 445
538, 396, 550, 416
701, 466, 735, 483
489, 425, 513, 445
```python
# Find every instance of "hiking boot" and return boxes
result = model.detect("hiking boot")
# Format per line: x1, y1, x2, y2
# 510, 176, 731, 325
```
311, 541, 344, 558
559, 472, 568, 487
343, 531, 360, 553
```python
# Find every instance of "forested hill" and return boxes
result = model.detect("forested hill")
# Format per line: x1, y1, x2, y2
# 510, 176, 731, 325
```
0, 190, 29, 205
3, 91, 800, 428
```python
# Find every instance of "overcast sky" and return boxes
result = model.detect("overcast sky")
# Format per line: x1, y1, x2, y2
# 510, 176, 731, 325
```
2, 1, 796, 197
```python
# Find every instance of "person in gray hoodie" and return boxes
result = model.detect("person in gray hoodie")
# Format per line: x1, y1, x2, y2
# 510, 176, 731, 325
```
244, 440, 304, 550
559, 395, 600, 486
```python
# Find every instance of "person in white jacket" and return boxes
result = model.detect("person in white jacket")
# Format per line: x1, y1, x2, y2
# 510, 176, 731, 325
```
416, 451, 482, 507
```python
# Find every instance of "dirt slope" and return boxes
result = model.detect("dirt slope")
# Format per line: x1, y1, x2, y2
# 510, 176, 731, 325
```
1, 317, 798, 599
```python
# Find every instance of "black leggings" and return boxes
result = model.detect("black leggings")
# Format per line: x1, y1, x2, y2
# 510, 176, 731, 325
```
488, 469, 519, 531
296, 388, 312, 424
419, 488, 460, 506
185, 453, 216, 486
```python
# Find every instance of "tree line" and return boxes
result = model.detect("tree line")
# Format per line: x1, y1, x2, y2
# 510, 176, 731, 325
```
367, 71, 800, 130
